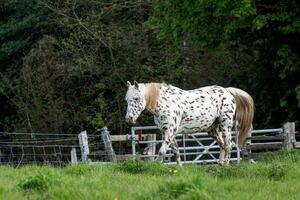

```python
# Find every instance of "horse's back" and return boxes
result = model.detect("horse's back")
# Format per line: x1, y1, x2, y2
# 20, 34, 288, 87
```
176, 85, 236, 133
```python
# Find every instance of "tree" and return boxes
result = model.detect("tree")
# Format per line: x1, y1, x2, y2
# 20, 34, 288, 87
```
149, 0, 300, 127
0, 0, 55, 131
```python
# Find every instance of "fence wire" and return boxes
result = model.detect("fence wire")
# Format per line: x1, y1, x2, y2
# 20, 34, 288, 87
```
0, 131, 130, 166
1, 124, 296, 166
0, 132, 81, 167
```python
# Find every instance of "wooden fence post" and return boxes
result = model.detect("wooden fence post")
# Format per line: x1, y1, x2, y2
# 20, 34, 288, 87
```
78, 131, 90, 163
283, 122, 296, 150
101, 127, 117, 162
70, 147, 78, 165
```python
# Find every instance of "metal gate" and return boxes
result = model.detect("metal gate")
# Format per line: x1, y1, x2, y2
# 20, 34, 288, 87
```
130, 126, 241, 164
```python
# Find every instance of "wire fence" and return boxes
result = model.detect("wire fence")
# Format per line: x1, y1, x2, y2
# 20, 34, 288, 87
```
0, 132, 114, 167
0, 132, 80, 167
0, 130, 130, 167
1, 122, 298, 166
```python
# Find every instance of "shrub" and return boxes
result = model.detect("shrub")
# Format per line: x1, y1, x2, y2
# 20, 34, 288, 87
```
18, 171, 56, 191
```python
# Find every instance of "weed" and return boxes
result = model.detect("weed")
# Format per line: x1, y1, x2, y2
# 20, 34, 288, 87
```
18, 171, 56, 191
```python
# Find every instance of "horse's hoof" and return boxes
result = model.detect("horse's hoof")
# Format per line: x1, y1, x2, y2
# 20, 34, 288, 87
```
218, 161, 225, 166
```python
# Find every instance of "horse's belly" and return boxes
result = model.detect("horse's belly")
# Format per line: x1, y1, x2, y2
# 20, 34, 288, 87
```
177, 115, 216, 134
177, 125, 203, 134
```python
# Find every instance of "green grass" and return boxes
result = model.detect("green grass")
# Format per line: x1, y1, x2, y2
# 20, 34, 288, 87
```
1, 150, 300, 200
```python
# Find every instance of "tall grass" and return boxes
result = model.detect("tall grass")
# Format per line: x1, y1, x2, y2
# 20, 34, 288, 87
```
0, 150, 299, 200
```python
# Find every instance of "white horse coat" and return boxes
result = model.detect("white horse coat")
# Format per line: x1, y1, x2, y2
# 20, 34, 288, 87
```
125, 82, 254, 165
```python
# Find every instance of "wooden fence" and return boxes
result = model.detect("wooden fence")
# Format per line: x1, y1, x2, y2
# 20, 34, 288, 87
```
98, 122, 299, 164
0, 122, 298, 166
246, 122, 299, 160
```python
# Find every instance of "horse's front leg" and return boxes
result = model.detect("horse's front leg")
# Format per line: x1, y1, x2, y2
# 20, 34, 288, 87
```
157, 129, 172, 163
169, 136, 182, 166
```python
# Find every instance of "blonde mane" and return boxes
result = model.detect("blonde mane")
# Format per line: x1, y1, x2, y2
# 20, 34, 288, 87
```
144, 83, 161, 110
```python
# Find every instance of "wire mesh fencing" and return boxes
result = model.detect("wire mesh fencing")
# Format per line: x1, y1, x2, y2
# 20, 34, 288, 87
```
0, 132, 81, 167
1, 122, 297, 166
0, 129, 131, 166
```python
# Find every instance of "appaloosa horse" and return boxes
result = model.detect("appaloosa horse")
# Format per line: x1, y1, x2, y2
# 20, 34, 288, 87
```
125, 81, 254, 166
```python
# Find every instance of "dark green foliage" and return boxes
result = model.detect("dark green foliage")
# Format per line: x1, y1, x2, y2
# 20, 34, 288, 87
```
0, 0, 299, 134
150, 0, 300, 127
0, 0, 54, 131
18, 171, 56, 191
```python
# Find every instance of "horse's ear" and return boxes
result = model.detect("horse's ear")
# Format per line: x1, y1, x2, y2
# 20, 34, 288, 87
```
134, 80, 139, 89
127, 81, 132, 88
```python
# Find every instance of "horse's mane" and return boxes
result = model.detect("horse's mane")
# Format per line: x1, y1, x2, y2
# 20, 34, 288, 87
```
145, 83, 162, 110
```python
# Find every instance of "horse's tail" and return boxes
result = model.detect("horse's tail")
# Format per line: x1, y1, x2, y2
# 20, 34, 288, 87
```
226, 87, 254, 148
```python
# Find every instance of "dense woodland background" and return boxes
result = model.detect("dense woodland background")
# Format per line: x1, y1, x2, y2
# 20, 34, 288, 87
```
0, 0, 299, 134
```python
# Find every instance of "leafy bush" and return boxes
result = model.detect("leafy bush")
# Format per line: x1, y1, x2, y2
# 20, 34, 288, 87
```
18, 171, 56, 191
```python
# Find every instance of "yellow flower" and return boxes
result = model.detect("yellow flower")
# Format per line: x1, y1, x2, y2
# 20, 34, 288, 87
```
173, 170, 178, 173
114, 198, 118, 200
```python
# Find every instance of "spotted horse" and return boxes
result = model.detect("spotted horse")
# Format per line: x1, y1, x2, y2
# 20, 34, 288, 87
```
125, 81, 254, 166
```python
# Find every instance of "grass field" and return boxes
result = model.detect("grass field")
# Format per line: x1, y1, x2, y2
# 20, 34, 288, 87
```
0, 150, 300, 200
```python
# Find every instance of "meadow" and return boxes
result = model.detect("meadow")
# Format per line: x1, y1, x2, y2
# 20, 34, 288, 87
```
0, 150, 300, 200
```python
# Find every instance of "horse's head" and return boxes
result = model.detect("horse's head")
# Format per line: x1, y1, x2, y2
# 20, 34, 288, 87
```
125, 81, 147, 124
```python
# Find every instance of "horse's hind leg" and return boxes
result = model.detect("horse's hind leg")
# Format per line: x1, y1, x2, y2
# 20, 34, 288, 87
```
220, 120, 234, 164
219, 96, 236, 164
208, 128, 226, 165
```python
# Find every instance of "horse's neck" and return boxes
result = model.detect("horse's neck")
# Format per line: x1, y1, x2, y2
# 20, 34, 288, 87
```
155, 85, 183, 111
144, 83, 161, 112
